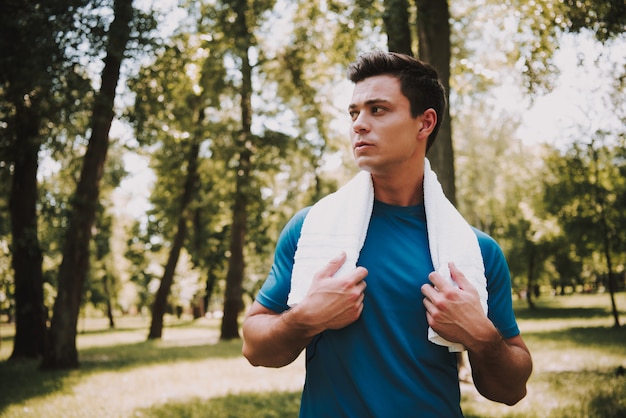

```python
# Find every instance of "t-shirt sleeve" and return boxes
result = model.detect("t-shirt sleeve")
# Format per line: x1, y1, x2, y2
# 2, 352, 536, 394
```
254, 207, 310, 313
474, 228, 521, 339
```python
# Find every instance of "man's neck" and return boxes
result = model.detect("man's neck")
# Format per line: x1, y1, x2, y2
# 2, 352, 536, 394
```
371, 172, 424, 206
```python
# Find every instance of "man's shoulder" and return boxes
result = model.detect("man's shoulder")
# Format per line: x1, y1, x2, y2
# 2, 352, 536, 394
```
471, 227, 498, 244
471, 227, 505, 260
273, 206, 312, 252
282, 206, 311, 235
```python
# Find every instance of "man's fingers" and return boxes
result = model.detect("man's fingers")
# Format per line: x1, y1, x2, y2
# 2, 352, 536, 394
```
449, 262, 471, 290
313, 252, 347, 280
349, 266, 369, 285
426, 270, 448, 290
428, 262, 471, 290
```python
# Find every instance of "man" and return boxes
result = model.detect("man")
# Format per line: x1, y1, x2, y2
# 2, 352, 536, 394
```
242, 50, 532, 417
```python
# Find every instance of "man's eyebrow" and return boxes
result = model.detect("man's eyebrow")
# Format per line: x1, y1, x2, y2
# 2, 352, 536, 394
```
348, 98, 390, 110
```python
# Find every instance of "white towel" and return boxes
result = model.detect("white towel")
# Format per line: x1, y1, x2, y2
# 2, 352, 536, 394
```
288, 158, 487, 352
423, 159, 488, 351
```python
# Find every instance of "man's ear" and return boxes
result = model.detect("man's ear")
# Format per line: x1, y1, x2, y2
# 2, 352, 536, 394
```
419, 108, 437, 136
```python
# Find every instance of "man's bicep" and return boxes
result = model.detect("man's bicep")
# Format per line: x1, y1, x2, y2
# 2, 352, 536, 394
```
244, 300, 281, 320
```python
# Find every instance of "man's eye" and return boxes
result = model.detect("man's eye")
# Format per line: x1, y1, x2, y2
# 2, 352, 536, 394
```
372, 106, 384, 114
349, 111, 359, 120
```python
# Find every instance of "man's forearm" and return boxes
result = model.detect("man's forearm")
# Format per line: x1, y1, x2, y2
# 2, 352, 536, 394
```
468, 334, 533, 405
242, 304, 317, 368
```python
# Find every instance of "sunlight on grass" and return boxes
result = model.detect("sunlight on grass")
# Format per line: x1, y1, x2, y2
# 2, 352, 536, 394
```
514, 292, 626, 333
136, 391, 302, 418
0, 317, 305, 418
2, 356, 304, 418
1, 294, 625, 418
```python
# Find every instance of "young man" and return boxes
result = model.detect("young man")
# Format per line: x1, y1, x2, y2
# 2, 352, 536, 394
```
242, 51, 532, 417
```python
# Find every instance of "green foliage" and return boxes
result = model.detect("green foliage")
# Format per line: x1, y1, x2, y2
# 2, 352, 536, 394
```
543, 139, 626, 291
0, 0, 105, 156
126, 0, 381, 319
557, 0, 626, 42
474, 0, 626, 96
84, 144, 128, 316
454, 101, 555, 293
124, 221, 159, 312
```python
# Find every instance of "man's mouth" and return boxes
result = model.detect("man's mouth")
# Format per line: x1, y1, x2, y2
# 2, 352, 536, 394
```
354, 140, 372, 150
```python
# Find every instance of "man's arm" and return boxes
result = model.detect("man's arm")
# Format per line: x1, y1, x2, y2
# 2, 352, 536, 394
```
421, 262, 532, 405
242, 301, 317, 368
242, 252, 368, 368
468, 333, 532, 405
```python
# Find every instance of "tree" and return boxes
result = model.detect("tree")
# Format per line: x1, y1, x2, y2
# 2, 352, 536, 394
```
383, 0, 413, 55
543, 140, 624, 327
219, 0, 259, 340
478, 0, 626, 95
414, 0, 455, 202
41, 0, 134, 369
451, 98, 560, 306
128, 4, 234, 337
124, 222, 158, 314
0, 0, 93, 361
90, 210, 117, 329
128, 0, 359, 339
587, 140, 622, 327
558, 0, 626, 42
380, 0, 455, 201
148, 137, 201, 339
87, 148, 128, 328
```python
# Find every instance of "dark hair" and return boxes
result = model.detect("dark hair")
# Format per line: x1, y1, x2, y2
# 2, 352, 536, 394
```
347, 51, 447, 151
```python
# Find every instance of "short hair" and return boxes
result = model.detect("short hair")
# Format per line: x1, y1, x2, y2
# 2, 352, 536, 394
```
347, 51, 447, 151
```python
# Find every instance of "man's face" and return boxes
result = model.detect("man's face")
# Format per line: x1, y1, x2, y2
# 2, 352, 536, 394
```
348, 75, 425, 176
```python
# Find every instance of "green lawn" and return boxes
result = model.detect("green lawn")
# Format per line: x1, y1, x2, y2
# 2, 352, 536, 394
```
1, 293, 625, 417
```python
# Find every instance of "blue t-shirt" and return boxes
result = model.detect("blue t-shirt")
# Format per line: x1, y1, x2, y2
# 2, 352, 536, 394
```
256, 200, 520, 418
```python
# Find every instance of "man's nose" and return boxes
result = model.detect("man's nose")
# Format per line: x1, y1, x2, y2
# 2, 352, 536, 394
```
352, 112, 369, 132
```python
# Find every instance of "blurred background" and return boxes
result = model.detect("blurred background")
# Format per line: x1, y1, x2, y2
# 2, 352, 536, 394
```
0, 0, 624, 370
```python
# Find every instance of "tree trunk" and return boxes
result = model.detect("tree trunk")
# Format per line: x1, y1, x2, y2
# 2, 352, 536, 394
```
221, 0, 253, 340
8, 102, 47, 361
383, 0, 413, 55
599, 196, 620, 327
607, 273, 620, 328
203, 271, 218, 317
414, 0, 456, 204
103, 274, 115, 329
40, 0, 133, 369
147, 215, 188, 339
526, 244, 536, 309
147, 138, 201, 339
591, 143, 620, 327
221, 149, 250, 339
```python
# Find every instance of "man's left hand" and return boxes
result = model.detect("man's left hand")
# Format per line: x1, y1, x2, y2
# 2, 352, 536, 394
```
421, 262, 494, 349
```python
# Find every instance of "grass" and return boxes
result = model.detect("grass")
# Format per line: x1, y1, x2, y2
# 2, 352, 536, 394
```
0, 292, 625, 417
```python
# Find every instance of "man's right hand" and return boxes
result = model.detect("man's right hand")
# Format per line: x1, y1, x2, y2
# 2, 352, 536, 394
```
242, 252, 368, 368
291, 252, 368, 335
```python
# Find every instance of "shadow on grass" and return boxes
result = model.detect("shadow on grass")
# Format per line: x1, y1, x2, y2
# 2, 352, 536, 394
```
139, 372, 626, 418
0, 337, 243, 415
0, 358, 74, 415
532, 369, 626, 418
463, 368, 626, 418
79, 337, 242, 370
523, 325, 626, 350
75, 317, 217, 336
133, 391, 301, 418
140, 384, 626, 418
514, 306, 612, 321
